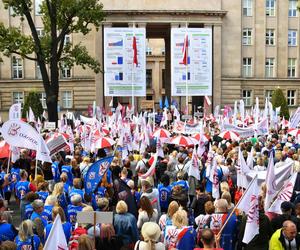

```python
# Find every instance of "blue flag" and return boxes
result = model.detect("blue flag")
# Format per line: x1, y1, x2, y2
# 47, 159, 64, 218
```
84, 156, 114, 194
159, 98, 163, 109
164, 96, 169, 108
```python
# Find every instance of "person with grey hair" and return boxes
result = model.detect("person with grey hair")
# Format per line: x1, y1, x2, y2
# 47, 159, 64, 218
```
43, 195, 57, 221
30, 199, 48, 227
208, 198, 237, 250
0, 211, 17, 242
67, 194, 84, 227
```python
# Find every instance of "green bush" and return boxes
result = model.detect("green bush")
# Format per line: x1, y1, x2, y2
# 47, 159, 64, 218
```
271, 88, 289, 119
22, 91, 44, 120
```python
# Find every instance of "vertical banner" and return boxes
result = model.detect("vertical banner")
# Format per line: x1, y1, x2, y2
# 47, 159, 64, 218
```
104, 28, 146, 97
171, 28, 212, 96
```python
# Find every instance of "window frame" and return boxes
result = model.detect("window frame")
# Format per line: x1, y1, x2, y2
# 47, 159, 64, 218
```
242, 89, 252, 106
287, 90, 296, 106
39, 92, 47, 109
266, 0, 276, 16
12, 56, 23, 79
265, 58, 275, 78
243, 28, 252, 45
61, 90, 73, 109
243, 0, 253, 16
288, 30, 297, 46
266, 29, 275, 45
12, 92, 24, 106
288, 58, 296, 77
243, 57, 253, 77
289, 0, 297, 17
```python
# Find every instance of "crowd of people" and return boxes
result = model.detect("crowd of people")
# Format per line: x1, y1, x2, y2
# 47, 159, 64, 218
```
0, 108, 299, 250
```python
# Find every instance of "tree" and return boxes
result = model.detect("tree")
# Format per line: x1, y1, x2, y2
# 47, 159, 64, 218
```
271, 87, 289, 119
22, 91, 44, 120
0, 0, 104, 122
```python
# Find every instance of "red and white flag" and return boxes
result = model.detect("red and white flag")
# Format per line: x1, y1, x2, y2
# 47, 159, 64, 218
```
133, 36, 138, 66
44, 215, 68, 250
268, 172, 297, 214
140, 153, 158, 179
181, 34, 188, 65
242, 178, 260, 244
188, 146, 200, 180
264, 152, 276, 211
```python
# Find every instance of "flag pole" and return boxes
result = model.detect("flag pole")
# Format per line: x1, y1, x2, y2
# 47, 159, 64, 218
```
185, 22, 188, 115
217, 175, 258, 238
132, 23, 136, 114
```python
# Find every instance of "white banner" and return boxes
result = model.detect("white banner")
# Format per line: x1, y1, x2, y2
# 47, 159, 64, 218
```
171, 28, 212, 96
9, 103, 21, 120
104, 27, 146, 96
1, 120, 51, 162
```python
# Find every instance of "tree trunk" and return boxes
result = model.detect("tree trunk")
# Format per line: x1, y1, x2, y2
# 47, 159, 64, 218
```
46, 87, 59, 123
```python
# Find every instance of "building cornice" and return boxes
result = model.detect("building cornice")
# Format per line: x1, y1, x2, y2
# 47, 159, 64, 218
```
103, 9, 227, 17
222, 77, 300, 81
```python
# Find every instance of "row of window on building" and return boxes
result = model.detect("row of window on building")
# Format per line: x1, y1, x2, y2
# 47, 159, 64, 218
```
10, 91, 73, 109
243, 0, 298, 17
243, 29, 298, 46
243, 57, 297, 77
242, 89, 297, 107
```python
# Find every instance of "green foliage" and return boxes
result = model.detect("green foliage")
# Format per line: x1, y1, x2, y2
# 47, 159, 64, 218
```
271, 88, 290, 119
22, 91, 44, 120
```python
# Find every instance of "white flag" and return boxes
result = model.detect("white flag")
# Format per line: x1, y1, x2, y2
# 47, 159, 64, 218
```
242, 177, 260, 244
268, 173, 298, 214
237, 175, 259, 213
264, 152, 276, 211
9, 103, 21, 120
44, 215, 68, 250
36, 137, 52, 163
290, 107, 300, 128
29, 107, 35, 123
188, 146, 200, 180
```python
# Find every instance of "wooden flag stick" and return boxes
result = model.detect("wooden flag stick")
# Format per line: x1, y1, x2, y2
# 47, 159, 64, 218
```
217, 175, 258, 238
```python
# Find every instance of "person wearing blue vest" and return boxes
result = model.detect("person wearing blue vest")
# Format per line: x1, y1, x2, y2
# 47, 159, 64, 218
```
61, 157, 73, 186
0, 211, 18, 242
53, 182, 68, 216
67, 194, 84, 228
36, 182, 49, 203
69, 178, 84, 201
15, 220, 42, 250
43, 195, 57, 221
30, 199, 48, 228
158, 174, 172, 213
15, 170, 36, 220
24, 192, 39, 219
171, 172, 189, 191
45, 206, 72, 243
51, 160, 60, 183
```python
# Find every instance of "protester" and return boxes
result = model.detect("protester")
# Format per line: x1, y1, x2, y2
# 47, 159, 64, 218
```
15, 220, 42, 250
137, 196, 158, 229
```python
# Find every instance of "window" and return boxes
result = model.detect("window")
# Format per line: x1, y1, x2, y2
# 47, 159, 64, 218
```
288, 30, 297, 46
266, 29, 275, 45
266, 0, 276, 16
12, 57, 23, 79
39, 92, 47, 109
287, 90, 296, 106
242, 90, 252, 106
64, 34, 71, 46
289, 0, 297, 17
265, 90, 273, 101
36, 64, 42, 79
12, 92, 24, 105
146, 47, 152, 56
243, 0, 252, 16
36, 28, 45, 38
265, 58, 275, 77
146, 69, 152, 88
62, 91, 72, 109
243, 58, 252, 77
288, 58, 296, 77
60, 63, 71, 78
35, 0, 42, 15
243, 28, 252, 45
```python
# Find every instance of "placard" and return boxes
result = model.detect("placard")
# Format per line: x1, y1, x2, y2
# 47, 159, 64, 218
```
140, 100, 154, 110
77, 211, 113, 224
104, 28, 146, 97
171, 28, 212, 96
44, 122, 56, 130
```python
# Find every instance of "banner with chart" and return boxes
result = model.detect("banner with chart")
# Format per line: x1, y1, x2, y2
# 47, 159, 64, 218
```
171, 28, 212, 96
104, 28, 146, 97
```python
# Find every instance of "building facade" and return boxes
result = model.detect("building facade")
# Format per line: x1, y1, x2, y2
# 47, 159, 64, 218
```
0, 0, 299, 119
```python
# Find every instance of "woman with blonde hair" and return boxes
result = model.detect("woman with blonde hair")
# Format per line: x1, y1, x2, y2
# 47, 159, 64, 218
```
134, 222, 164, 250
78, 234, 94, 250
52, 182, 68, 214
44, 206, 72, 243
159, 200, 179, 233
15, 220, 42, 250
165, 209, 196, 250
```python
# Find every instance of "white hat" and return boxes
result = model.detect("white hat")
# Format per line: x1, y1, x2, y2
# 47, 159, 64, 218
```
141, 222, 161, 242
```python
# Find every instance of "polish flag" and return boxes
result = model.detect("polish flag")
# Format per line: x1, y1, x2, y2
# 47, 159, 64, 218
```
181, 34, 188, 65
133, 36, 138, 66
